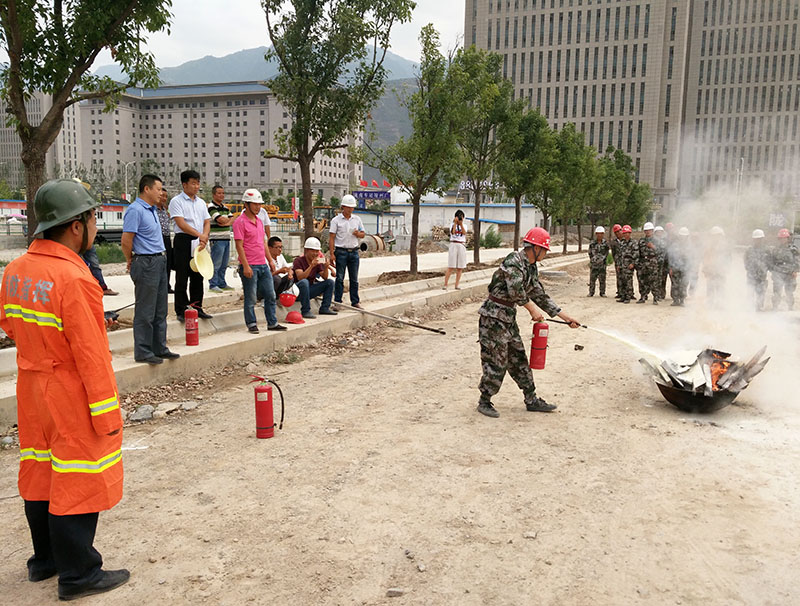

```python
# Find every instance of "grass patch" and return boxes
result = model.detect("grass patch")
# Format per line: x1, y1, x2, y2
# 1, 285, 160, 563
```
96, 243, 126, 264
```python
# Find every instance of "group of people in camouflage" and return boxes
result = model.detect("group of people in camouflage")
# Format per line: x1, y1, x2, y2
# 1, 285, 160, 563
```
744, 228, 799, 311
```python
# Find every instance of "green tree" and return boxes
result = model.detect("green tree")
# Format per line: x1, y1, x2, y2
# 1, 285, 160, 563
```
552, 123, 595, 253
0, 0, 172, 239
262, 0, 414, 239
0, 178, 13, 200
455, 46, 515, 264
364, 25, 465, 273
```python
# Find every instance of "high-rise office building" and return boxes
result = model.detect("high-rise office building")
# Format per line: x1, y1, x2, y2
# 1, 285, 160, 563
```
465, 0, 800, 212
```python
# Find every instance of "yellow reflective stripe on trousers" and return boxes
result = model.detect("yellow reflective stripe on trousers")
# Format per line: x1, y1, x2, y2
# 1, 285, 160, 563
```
2, 304, 64, 331
20, 448, 52, 463
50, 449, 122, 474
89, 394, 119, 416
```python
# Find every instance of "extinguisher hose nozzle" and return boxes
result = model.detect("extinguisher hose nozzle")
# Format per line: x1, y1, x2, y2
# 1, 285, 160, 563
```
267, 380, 285, 430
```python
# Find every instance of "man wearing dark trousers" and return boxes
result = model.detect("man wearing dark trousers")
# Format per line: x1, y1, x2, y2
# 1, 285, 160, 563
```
0, 179, 129, 601
155, 188, 174, 293
168, 170, 212, 321
121, 175, 180, 365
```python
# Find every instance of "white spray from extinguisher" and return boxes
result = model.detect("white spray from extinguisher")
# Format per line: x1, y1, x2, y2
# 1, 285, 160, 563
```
585, 326, 664, 361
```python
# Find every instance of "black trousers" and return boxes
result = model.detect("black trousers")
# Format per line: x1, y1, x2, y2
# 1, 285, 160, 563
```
163, 233, 174, 287
25, 500, 104, 590
173, 233, 204, 315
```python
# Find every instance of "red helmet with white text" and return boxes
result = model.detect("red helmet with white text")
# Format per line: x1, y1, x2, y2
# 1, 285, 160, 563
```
621, 225, 632, 234
777, 228, 791, 238
523, 227, 551, 250
612, 224, 622, 233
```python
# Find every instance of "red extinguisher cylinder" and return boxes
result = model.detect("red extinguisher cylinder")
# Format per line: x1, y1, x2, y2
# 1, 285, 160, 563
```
185, 307, 199, 346
529, 321, 549, 370
254, 384, 275, 439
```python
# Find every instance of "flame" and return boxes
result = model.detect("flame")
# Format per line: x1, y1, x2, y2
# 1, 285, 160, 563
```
710, 359, 733, 391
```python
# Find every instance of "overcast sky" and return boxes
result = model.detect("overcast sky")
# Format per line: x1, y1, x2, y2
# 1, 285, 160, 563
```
92, 0, 465, 69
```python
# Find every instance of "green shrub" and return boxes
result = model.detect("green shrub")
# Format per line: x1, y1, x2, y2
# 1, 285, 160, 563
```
96, 243, 126, 264
480, 226, 503, 249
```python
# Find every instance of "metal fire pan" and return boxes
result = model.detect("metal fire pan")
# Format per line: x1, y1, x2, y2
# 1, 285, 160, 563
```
655, 382, 739, 414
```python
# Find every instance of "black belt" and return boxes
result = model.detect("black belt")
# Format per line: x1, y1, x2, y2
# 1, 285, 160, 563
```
134, 252, 164, 257
488, 295, 515, 307
335, 246, 359, 252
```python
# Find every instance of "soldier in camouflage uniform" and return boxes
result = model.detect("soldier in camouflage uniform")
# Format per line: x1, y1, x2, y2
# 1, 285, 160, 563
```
653, 226, 668, 301
635, 222, 660, 304
744, 229, 770, 311
610, 224, 623, 299
702, 226, 728, 305
769, 228, 799, 310
667, 227, 691, 306
587, 226, 610, 296
477, 227, 581, 418
616, 225, 636, 303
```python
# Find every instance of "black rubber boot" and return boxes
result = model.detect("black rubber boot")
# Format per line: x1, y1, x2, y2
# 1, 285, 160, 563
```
525, 396, 557, 412
58, 569, 130, 601
477, 401, 500, 418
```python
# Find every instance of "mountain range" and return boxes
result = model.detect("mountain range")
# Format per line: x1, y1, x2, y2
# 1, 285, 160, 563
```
93, 46, 417, 180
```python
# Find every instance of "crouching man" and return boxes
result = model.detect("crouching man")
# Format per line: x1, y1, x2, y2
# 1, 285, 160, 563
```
292, 237, 338, 319
477, 227, 581, 418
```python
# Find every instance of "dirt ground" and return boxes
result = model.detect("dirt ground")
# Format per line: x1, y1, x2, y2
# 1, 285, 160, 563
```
2, 264, 800, 605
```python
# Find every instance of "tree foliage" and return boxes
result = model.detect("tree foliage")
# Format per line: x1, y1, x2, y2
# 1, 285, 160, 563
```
363, 24, 464, 273
0, 0, 173, 237
262, 0, 414, 239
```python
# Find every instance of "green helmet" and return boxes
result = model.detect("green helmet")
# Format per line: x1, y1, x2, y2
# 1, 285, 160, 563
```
33, 179, 100, 236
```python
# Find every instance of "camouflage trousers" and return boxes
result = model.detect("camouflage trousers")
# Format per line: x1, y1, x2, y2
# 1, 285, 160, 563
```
589, 266, 607, 296
478, 314, 537, 406
614, 262, 623, 296
636, 264, 659, 300
748, 278, 767, 311
671, 270, 687, 303
658, 265, 670, 300
619, 266, 635, 300
772, 272, 797, 309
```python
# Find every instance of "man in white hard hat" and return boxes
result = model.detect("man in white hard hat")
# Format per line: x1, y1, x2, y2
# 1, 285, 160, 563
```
587, 226, 610, 297
653, 226, 669, 302
744, 229, 769, 311
769, 228, 799, 310
292, 237, 337, 319
329, 194, 366, 309
667, 227, 691, 306
635, 222, 659, 304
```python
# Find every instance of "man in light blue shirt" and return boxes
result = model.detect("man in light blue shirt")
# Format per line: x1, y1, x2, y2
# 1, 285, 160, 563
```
121, 175, 179, 364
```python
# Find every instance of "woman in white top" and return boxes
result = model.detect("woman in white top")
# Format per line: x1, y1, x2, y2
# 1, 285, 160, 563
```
443, 210, 467, 290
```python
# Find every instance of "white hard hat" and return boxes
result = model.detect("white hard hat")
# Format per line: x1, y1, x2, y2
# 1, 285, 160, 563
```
595, 226, 605, 233
241, 188, 263, 204
654, 225, 664, 232
710, 226, 725, 236
752, 229, 765, 239
643, 222, 654, 231
341, 194, 357, 207
678, 227, 690, 236
304, 236, 322, 250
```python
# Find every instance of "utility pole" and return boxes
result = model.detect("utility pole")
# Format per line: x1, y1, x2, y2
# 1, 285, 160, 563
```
123, 161, 136, 202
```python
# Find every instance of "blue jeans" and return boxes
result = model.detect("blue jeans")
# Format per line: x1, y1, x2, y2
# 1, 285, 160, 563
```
334, 248, 360, 305
239, 264, 278, 327
296, 278, 334, 314
209, 238, 231, 288
81, 245, 107, 289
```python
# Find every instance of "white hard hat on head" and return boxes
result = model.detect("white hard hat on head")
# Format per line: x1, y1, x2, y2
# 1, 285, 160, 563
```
710, 226, 725, 236
654, 225, 664, 232
595, 226, 605, 233
304, 236, 322, 250
341, 194, 357, 207
752, 229, 765, 239
643, 222, 654, 231
241, 188, 263, 204
678, 227, 690, 236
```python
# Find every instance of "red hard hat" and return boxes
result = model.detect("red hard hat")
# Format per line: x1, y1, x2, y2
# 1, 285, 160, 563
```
665, 222, 675, 230
285, 311, 305, 324
612, 224, 622, 232
279, 292, 297, 307
621, 225, 632, 233
523, 227, 551, 250
777, 228, 791, 238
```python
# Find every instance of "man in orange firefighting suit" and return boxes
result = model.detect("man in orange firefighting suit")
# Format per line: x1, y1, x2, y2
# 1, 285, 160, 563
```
0, 180, 130, 601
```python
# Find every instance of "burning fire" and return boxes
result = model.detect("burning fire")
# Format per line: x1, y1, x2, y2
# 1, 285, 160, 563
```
710, 353, 733, 391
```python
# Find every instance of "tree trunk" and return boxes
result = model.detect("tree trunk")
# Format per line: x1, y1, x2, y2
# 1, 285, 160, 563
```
472, 186, 482, 265
562, 217, 568, 254
541, 210, 549, 231
513, 195, 521, 251
21, 145, 48, 244
577, 223, 583, 251
299, 157, 314, 240
410, 191, 421, 275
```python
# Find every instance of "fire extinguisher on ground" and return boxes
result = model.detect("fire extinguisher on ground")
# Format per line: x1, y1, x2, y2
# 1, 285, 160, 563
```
250, 375, 285, 439
529, 322, 549, 370
185, 305, 199, 346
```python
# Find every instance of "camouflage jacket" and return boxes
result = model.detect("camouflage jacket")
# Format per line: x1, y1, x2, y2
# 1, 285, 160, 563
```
654, 237, 668, 265
744, 246, 770, 281
610, 239, 622, 265
588, 240, 611, 268
769, 244, 800, 275
616, 239, 637, 267
666, 241, 690, 272
636, 236, 659, 266
479, 251, 561, 323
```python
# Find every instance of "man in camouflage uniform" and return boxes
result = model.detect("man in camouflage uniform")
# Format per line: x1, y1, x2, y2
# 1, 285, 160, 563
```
702, 226, 728, 305
652, 226, 668, 302
635, 222, 660, 304
616, 225, 636, 303
744, 229, 770, 311
588, 226, 610, 297
769, 228, 799, 310
609, 224, 623, 299
667, 227, 691, 306
477, 227, 581, 418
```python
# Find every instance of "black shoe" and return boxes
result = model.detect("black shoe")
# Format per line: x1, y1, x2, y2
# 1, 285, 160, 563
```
670, 301, 680, 307
599, 294, 606, 297
267, 324, 288, 331
176, 314, 185, 323
58, 569, 130, 601
318, 308, 338, 315
526, 397, 557, 412
248, 325, 260, 334
29, 566, 57, 582
156, 350, 180, 360
477, 401, 500, 418
653, 299, 658, 305
167, 287, 174, 294
301, 311, 317, 319
636, 298, 646, 304
622, 299, 631, 304
136, 356, 163, 365
587, 293, 594, 297
196, 309, 213, 320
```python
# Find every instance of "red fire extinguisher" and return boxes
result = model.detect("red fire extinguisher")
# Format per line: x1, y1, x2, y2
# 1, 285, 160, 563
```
529, 322, 549, 370
185, 305, 199, 346
250, 375, 285, 439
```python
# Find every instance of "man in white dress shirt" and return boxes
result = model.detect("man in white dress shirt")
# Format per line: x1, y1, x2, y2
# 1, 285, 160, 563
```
328, 194, 365, 308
